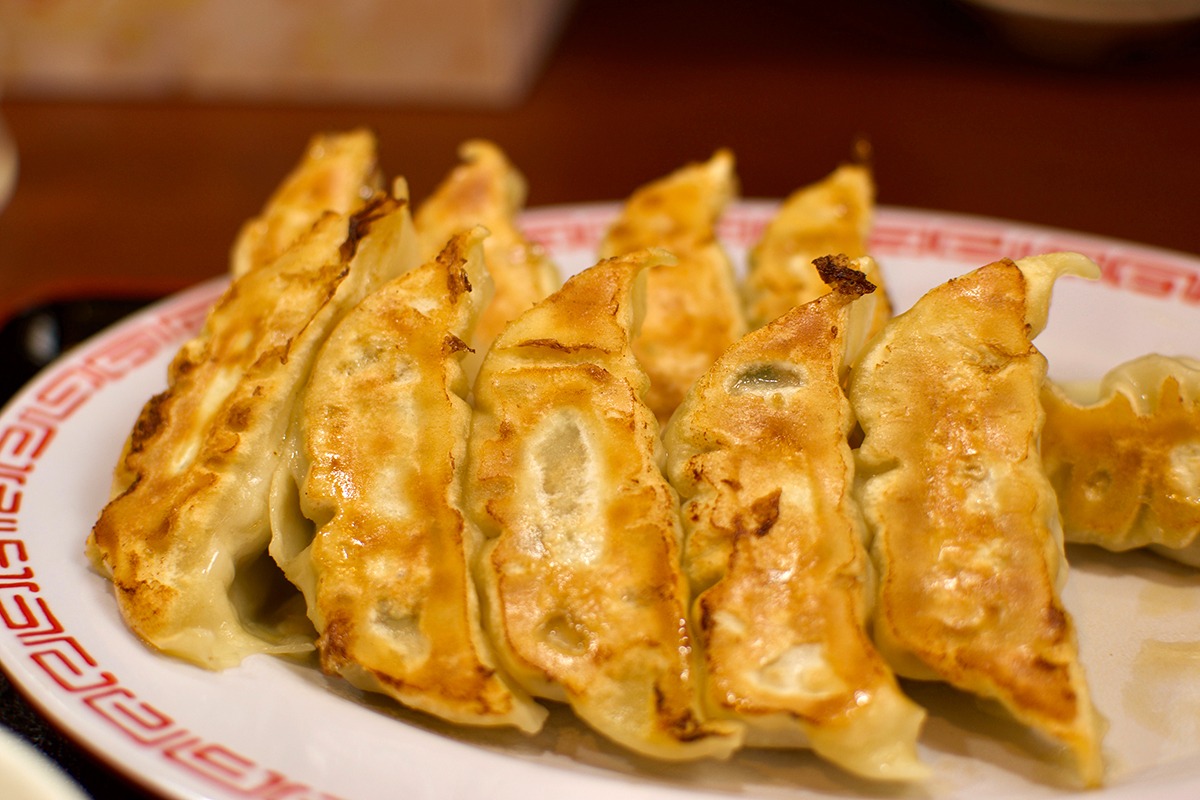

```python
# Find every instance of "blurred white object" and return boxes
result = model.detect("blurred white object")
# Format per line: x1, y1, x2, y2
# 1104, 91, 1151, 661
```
0, 0, 574, 107
0, 726, 89, 800
960, 0, 1200, 61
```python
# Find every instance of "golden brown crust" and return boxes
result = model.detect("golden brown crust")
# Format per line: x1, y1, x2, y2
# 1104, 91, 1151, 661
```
88, 193, 419, 669
848, 255, 1104, 786
271, 227, 544, 731
467, 249, 742, 760
230, 129, 382, 279
812, 253, 877, 296
1042, 355, 1200, 562
414, 140, 560, 371
663, 267, 927, 780
742, 164, 887, 333
599, 150, 747, 424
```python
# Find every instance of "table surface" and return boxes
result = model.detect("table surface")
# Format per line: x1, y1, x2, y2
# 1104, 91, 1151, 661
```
2, 0, 1199, 797
4, 0, 1200, 321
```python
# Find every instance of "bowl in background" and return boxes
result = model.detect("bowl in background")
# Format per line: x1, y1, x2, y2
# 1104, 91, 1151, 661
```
958, 0, 1200, 62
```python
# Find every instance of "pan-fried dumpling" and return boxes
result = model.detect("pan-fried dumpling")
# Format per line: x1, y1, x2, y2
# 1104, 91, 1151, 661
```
87, 192, 420, 670
268, 227, 545, 732
104, 211, 360, 504
466, 249, 743, 760
598, 150, 747, 424
230, 128, 382, 279
663, 255, 927, 782
1042, 354, 1200, 566
741, 163, 888, 339
848, 253, 1105, 786
414, 140, 560, 374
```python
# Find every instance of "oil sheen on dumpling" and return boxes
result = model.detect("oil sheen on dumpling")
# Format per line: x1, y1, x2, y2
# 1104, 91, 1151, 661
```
1043, 354, 1200, 566
848, 252, 1105, 786
230, 128, 382, 279
663, 255, 927, 782
87, 192, 420, 670
467, 249, 743, 760
598, 150, 747, 424
268, 227, 545, 732
741, 162, 889, 339
414, 140, 560, 374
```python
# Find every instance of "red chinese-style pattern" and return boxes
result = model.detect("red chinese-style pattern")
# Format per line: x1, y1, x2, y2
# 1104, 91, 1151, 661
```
522, 204, 1200, 305
870, 209, 1200, 304
1, 207, 1198, 799
0, 280, 343, 800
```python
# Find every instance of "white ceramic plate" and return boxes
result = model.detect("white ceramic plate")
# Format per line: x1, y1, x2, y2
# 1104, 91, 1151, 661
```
2, 202, 1199, 800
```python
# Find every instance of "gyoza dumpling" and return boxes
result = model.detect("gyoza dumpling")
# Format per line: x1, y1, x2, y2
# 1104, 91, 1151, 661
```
414, 140, 560, 373
663, 255, 927, 782
466, 249, 743, 760
268, 227, 545, 732
230, 128, 382, 279
741, 163, 888, 340
1042, 354, 1200, 566
88, 192, 420, 669
599, 150, 747, 424
848, 253, 1105, 786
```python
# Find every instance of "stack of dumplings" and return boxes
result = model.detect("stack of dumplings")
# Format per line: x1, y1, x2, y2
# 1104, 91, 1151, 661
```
89, 180, 420, 669
90, 129, 1200, 791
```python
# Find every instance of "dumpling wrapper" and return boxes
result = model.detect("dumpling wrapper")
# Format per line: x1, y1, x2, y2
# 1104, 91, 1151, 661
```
598, 150, 748, 424
663, 255, 928, 782
467, 248, 743, 761
268, 227, 545, 732
230, 128, 381, 279
741, 162, 889, 342
414, 139, 560, 377
88, 193, 420, 669
1043, 354, 1200, 566
848, 252, 1105, 787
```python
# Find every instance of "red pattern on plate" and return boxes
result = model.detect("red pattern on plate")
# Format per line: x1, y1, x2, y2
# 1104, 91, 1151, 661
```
871, 211, 1200, 304
2, 553, 351, 798
1, 280, 344, 800
521, 204, 1200, 306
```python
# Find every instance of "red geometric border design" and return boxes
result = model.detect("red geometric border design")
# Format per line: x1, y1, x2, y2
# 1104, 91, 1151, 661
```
870, 210, 1200, 305
520, 204, 772, 258
517, 204, 614, 260
0, 279, 344, 800
521, 203, 1200, 306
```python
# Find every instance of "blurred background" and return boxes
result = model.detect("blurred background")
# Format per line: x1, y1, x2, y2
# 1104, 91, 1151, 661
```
1, 0, 1199, 795
2, 1, 1199, 322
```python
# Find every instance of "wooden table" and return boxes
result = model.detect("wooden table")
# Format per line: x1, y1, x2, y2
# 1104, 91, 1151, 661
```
4, 0, 1199, 322
1, 0, 1199, 796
